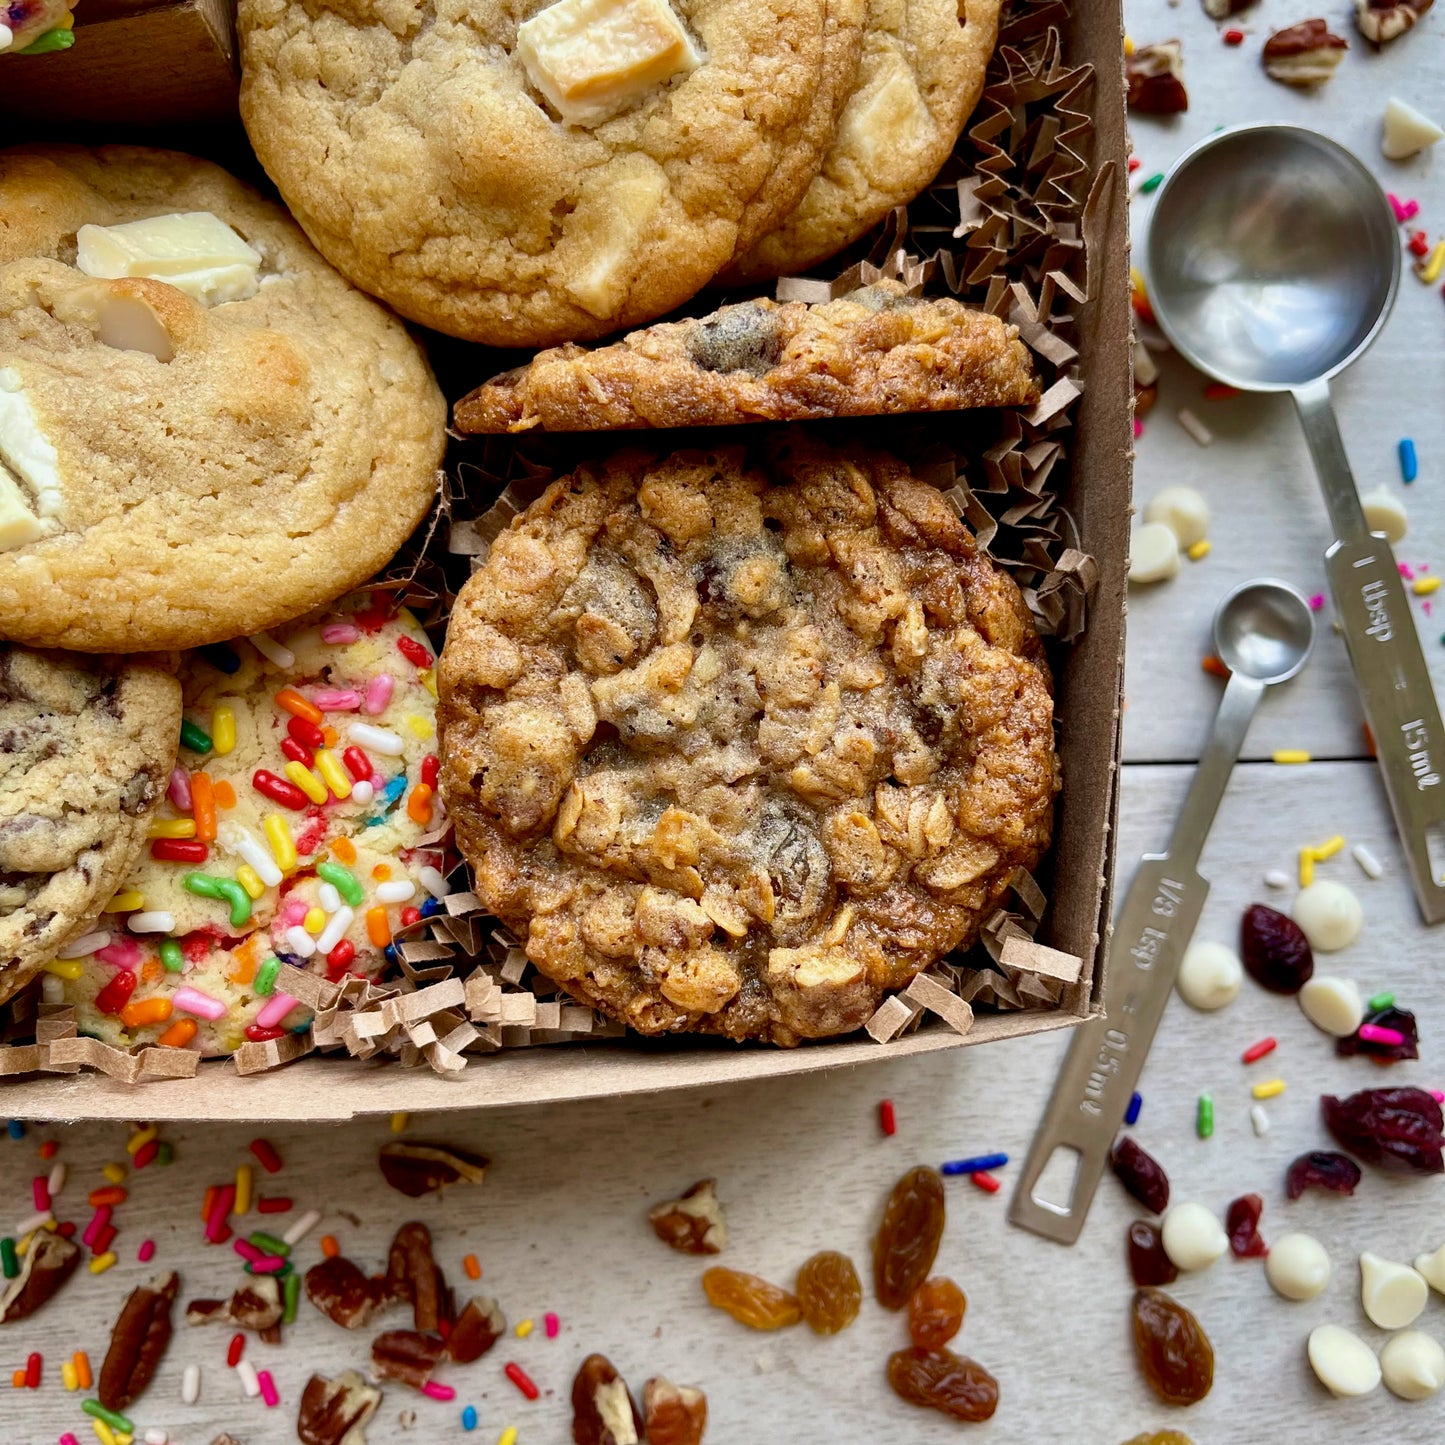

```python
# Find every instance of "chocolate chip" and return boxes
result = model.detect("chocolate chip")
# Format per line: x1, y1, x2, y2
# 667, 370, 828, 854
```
687, 307, 782, 376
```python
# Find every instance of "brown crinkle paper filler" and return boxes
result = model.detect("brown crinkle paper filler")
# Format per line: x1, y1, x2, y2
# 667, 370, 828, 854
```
0, 0, 1100, 1080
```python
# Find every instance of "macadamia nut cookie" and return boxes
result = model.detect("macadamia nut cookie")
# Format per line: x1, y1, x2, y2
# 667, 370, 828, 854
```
438, 436, 1056, 1044
0, 145, 445, 653
0, 645, 180, 1006
239, 0, 856, 348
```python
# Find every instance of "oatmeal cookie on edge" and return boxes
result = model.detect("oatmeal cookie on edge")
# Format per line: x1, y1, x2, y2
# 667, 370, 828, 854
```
438, 438, 1056, 1044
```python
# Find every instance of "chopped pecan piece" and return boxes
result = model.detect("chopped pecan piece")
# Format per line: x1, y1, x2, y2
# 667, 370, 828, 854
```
643, 1377, 708, 1444
386, 1221, 453, 1334
99, 1271, 178, 1412
186, 1277, 283, 1332
0, 1231, 80, 1323
1127, 41, 1188, 114
305, 1256, 395, 1330
648, 1179, 728, 1255
1263, 19, 1348, 82
572, 1354, 644, 1445
297, 1369, 382, 1445
378, 1141, 489, 1198
448, 1295, 506, 1363
1356, 0, 1433, 42
372, 1329, 448, 1389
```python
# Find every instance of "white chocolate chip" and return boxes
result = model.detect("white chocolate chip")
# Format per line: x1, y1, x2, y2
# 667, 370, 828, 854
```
1382, 97, 1444, 160
1414, 1242, 1445, 1294
1298, 976, 1365, 1037
1308, 1324, 1381, 1398
1143, 485, 1210, 548
516, 0, 702, 126
1175, 941, 1242, 1011
1360, 488, 1408, 544
1127, 522, 1180, 584
1380, 1331, 1445, 1401
1160, 1201, 1228, 1272
1292, 880, 1363, 952
0, 462, 42, 551
76, 212, 261, 305
0, 21, 12, 49
1267, 1232, 1331, 1301
1360, 1252, 1428, 1330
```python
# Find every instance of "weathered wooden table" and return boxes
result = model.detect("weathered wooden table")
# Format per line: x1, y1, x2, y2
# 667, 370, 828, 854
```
8, 5, 1445, 1442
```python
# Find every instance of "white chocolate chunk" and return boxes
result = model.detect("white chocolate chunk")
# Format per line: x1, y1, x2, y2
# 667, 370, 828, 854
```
1382, 98, 1444, 160
1161, 1201, 1228, 1272
1128, 521, 1180, 584
1361, 1252, 1428, 1330
0, 368, 62, 520
564, 155, 666, 316
94, 293, 175, 362
516, 0, 702, 126
1143, 484, 1210, 548
1360, 487, 1408, 544
0, 22, 12, 50
76, 212, 261, 305
843, 52, 931, 183
1380, 1331, 1445, 1401
0, 462, 42, 550
1299, 975, 1365, 1037
1176, 941, 1242, 1011
1268, 1233, 1331, 1301
1309, 1324, 1380, 1398
1292, 880, 1363, 952
1414, 1242, 1445, 1294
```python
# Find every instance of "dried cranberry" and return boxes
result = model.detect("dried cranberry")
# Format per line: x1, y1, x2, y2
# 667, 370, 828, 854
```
1240, 904, 1314, 994
1285, 1151, 1362, 1200
1110, 1138, 1170, 1215
1322, 1088, 1445, 1175
1225, 1194, 1267, 1258
1336, 1007, 1419, 1064
1127, 1220, 1179, 1287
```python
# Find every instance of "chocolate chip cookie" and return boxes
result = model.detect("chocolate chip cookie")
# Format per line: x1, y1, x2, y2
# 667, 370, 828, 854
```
0, 646, 180, 1006
0, 145, 445, 652
454, 281, 1037, 432
728, 0, 1001, 280
438, 436, 1055, 1044
238, 0, 853, 348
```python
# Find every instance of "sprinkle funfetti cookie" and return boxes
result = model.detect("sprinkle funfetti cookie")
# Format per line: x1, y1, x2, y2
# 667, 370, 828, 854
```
56, 596, 453, 1056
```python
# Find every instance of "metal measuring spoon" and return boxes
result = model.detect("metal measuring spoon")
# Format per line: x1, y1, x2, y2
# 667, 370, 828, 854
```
1145, 123, 1445, 924
1011, 579, 1314, 1244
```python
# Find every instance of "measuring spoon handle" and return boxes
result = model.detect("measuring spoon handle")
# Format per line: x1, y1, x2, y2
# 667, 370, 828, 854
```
1010, 672, 1264, 1244
1294, 382, 1445, 925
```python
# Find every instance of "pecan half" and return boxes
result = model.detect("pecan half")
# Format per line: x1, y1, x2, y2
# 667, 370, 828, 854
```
648, 1180, 728, 1255
448, 1295, 506, 1364
305, 1256, 395, 1330
99, 1271, 178, 1412
1127, 41, 1189, 114
186, 1277, 283, 1332
297, 1369, 382, 1445
372, 1329, 448, 1389
1263, 19, 1348, 82
572, 1354, 643, 1445
643, 1377, 708, 1445
0, 1231, 80, 1323
386, 1222, 453, 1334
1356, 0, 1433, 42
378, 1142, 489, 1198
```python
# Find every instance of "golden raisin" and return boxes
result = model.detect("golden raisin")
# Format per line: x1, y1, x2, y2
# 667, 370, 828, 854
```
1121, 1433, 1196, 1445
886, 1347, 999, 1422
873, 1166, 946, 1310
701, 1267, 801, 1330
795, 1251, 862, 1335
907, 1276, 966, 1351
1131, 1288, 1213, 1405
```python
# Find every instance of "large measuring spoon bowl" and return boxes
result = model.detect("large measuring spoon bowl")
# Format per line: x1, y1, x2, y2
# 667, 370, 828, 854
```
1145, 124, 1445, 925
1010, 580, 1314, 1244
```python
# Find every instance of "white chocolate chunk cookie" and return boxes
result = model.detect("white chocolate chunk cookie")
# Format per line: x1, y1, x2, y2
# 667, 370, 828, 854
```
0, 145, 445, 652
239, 0, 859, 348
727, 0, 1000, 280
439, 436, 1056, 1044
0, 645, 180, 1007
59, 596, 454, 1056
